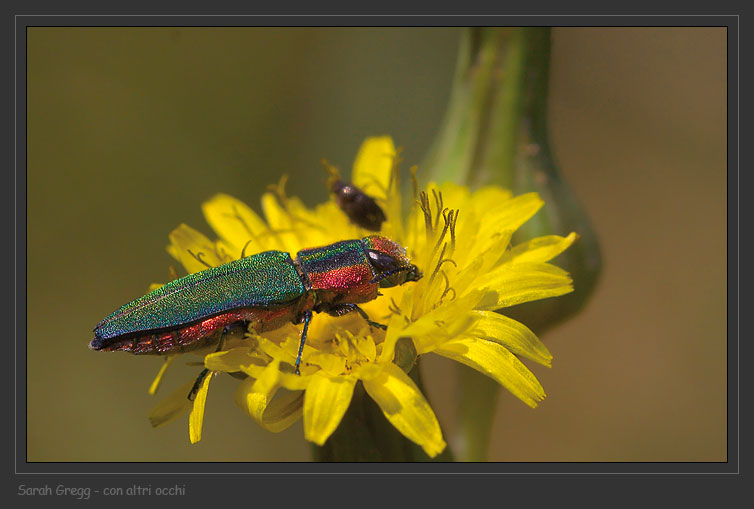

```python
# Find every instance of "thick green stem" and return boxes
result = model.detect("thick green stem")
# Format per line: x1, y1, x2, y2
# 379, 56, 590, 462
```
456, 364, 500, 461
423, 28, 527, 188
472, 28, 527, 190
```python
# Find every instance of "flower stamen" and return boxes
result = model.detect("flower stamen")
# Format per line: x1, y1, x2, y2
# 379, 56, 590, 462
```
427, 242, 448, 287
443, 208, 458, 254
240, 239, 253, 258
267, 175, 290, 208
441, 285, 456, 303
428, 243, 458, 287
321, 158, 341, 184
437, 270, 456, 304
432, 189, 443, 230
409, 165, 419, 205
418, 191, 434, 240
431, 209, 451, 256
388, 148, 403, 194
186, 249, 213, 269
216, 245, 232, 264
387, 298, 402, 316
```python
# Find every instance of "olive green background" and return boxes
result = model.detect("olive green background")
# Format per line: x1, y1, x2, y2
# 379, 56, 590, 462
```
27, 27, 726, 462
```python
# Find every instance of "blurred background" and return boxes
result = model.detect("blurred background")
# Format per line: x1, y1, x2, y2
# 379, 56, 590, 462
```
26, 27, 726, 462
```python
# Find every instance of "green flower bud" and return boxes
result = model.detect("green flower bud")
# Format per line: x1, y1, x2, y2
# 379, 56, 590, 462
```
424, 29, 601, 326
423, 27, 601, 461
505, 27, 602, 334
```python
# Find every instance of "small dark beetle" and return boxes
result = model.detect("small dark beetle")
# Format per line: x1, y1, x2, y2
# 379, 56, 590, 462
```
329, 179, 387, 232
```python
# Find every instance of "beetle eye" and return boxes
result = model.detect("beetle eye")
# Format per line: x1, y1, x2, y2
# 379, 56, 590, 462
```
367, 250, 401, 274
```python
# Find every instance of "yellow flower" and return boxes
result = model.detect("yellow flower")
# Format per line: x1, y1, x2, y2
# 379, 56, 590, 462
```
147, 136, 577, 458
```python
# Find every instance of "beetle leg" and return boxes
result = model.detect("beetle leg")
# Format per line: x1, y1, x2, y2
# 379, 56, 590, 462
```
188, 368, 210, 401
186, 325, 234, 400
216, 325, 231, 351
294, 311, 312, 375
326, 303, 388, 331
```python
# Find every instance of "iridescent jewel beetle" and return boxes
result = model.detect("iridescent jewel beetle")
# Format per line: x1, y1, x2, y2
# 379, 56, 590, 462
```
324, 160, 386, 231
89, 236, 422, 380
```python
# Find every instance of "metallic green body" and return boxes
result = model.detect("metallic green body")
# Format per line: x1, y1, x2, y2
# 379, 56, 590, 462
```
94, 250, 304, 341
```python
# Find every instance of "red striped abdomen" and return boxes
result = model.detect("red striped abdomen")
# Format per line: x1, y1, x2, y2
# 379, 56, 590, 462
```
96, 306, 300, 355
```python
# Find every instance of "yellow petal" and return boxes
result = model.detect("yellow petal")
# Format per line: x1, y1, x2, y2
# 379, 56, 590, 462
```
476, 262, 574, 309
260, 390, 305, 432
392, 294, 481, 356
277, 371, 316, 391
451, 212, 482, 267
307, 350, 348, 376
255, 336, 289, 360
250, 360, 282, 396
235, 377, 269, 423
168, 223, 223, 273
470, 311, 552, 366
474, 192, 544, 255
204, 347, 260, 373
433, 337, 546, 408
235, 377, 304, 433
303, 371, 357, 445
471, 185, 513, 210
380, 292, 482, 362
438, 181, 472, 204
260, 193, 300, 254
315, 201, 361, 240
147, 381, 194, 428
352, 136, 396, 201
244, 348, 311, 393
253, 336, 303, 373
354, 334, 377, 363
148, 355, 177, 396
452, 234, 514, 296
287, 196, 329, 240
201, 193, 270, 255
361, 363, 446, 457
503, 232, 579, 265
214, 239, 237, 264
380, 286, 417, 362
148, 282, 164, 292
166, 243, 182, 265
189, 371, 214, 444
260, 192, 290, 231
485, 192, 544, 230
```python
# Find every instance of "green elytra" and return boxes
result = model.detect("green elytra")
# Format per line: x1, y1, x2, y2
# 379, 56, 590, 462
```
92, 250, 304, 342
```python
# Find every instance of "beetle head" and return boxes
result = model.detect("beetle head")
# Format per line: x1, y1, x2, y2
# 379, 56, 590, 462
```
361, 236, 423, 288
